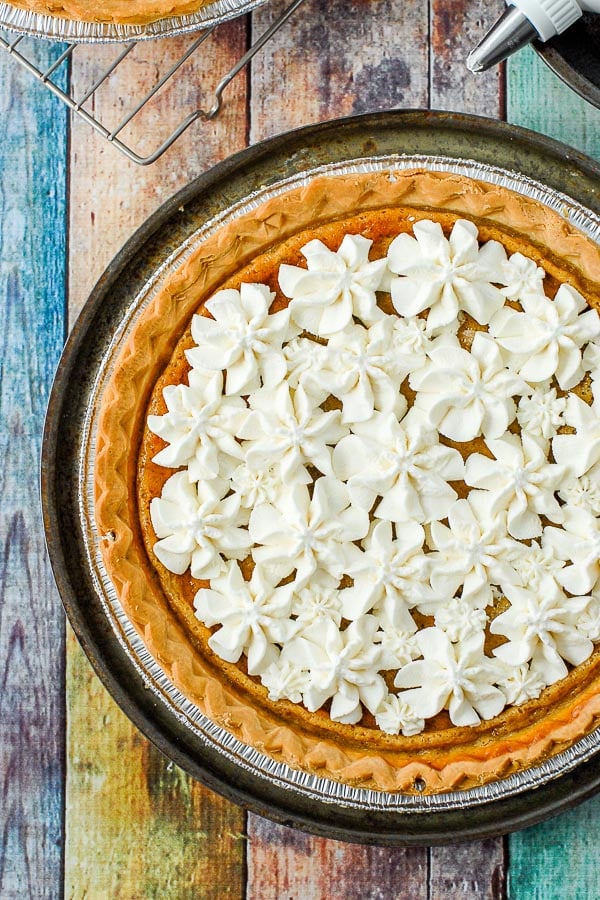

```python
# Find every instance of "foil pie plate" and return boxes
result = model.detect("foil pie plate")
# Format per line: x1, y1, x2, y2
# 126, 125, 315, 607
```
42, 110, 600, 845
0, 0, 266, 42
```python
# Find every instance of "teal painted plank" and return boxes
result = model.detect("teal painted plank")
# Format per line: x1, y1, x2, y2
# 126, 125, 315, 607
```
507, 46, 600, 159
506, 40, 600, 900
507, 797, 600, 900
0, 37, 69, 898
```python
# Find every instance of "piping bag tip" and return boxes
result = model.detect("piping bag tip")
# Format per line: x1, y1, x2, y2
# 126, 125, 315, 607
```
467, 5, 539, 72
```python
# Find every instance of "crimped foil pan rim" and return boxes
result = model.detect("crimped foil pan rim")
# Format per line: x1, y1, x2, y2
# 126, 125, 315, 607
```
80, 152, 600, 815
0, 0, 266, 43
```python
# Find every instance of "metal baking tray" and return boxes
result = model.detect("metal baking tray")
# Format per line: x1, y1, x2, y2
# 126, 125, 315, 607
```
535, 13, 600, 110
0, 0, 266, 42
42, 110, 600, 845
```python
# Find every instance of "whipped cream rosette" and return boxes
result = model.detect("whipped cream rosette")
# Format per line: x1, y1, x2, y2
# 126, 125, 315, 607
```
144, 217, 600, 737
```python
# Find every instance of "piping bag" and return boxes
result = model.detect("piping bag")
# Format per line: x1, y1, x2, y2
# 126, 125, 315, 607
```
467, 0, 599, 72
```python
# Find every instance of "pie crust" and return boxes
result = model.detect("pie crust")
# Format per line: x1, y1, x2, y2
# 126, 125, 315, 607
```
95, 167, 600, 794
7, 0, 215, 26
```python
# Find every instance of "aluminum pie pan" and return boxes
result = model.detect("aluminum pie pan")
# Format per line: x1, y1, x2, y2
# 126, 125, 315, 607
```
0, 0, 266, 43
42, 110, 600, 844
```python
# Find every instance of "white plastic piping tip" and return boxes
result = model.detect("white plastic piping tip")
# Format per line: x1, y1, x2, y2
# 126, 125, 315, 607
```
467, 0, 583, 73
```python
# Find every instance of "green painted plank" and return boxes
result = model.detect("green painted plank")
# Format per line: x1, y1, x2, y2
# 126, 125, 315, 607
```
507, 45, 600, 159
0, 36, 69, 899
506, 41, 600, 900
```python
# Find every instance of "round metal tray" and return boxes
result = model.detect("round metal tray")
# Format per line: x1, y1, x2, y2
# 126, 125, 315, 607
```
0, 0, 266, 43
42, 110, 600, 845
535, 13, 600, 110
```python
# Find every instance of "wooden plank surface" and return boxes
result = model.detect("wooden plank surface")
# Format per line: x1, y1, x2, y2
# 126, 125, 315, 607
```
429, 0, 504, 114
246, 816, 428, 900
429, 840, 505, 899
0, 41, 68, 900
508, 796, 600, 900
507, 46, 600, 159
65, 627, 246, 899
248, 0, 432, 888
64, 23, 250, 899
4, 1, 600, 896
250, 0, 429, 141
67, 23, 249, 317
427, 0, 508, 886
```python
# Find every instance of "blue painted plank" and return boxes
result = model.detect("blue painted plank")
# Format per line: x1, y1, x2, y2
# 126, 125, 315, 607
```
0, 36, 69, 899
506, 41, 600, 900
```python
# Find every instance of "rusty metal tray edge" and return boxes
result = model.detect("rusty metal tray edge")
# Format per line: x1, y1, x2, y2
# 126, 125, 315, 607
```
42, 110, 600, 845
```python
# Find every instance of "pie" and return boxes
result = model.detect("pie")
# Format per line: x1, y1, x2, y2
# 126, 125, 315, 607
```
7, 0, 217, 26
95, 165, 600, 794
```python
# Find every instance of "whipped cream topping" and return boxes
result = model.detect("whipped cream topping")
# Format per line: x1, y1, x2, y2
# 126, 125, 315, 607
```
558, 466, 600, 516
464, 433, 566, 539
186, 283, 291, 396
490, 580, 594, 685
147, 219, 600, 735
248, 477, 369, 590
516, 383, 566, 441
489, 283, 600, 390
409, 332, 525, 442
501, 251, 546, 303
552, 382, 600, 478
340, 519, 430, 625
425, 493, 521, 609
333, 408, 464, 524
387, 219, 506, 333
239, 382, 347, 484
279, 234, 387, 337
374, 693, 425, 737
544, 507, 600, 595
583, 340, 600, 383
194, 560, 297, 675
393, 628, 505, 727
150, 472, 251, 579
147, 369, 248, 481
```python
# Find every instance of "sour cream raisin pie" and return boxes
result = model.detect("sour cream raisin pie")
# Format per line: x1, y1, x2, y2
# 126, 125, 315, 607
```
95, 167, 600, 794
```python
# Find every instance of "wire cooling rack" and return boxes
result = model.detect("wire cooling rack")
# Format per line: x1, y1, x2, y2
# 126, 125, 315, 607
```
0, 0, 304, 164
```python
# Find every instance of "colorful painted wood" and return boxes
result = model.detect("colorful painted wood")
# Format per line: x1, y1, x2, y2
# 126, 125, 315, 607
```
0, 39, 68, 899
2, 0, 600, 896
65, 22, 250, 897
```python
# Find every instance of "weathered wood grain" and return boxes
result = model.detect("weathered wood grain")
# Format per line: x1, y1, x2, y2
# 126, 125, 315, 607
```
249, 0, 429, 142
65, 23, 249, 898
246, 815, 429, 900
507, 796, 600, 899
0, 40, 68, 899
65, 627, 245, 899
429, 839, 506, 899
430, 0, 505, 115
68, 21, 249, 317
507, 46, 600, 159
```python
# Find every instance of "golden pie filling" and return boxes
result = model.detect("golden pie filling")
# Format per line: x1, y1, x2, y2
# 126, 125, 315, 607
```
96, 168, 600, 793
